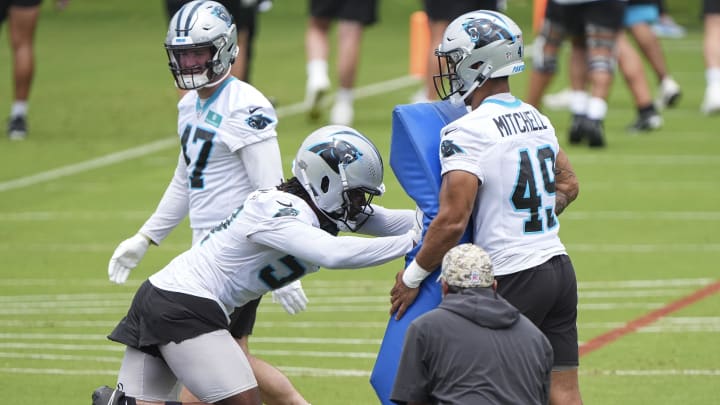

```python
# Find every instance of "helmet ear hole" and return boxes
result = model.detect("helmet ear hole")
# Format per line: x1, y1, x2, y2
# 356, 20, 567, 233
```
321, 176, 330, 193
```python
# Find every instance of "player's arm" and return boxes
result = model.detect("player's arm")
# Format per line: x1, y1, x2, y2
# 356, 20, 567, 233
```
390, 170, 477, 320
109, 152, 190, 284
138, 152, 190, 244
554, 147, 579, 216
348, 205, 416, 236
236, 137, 284, 190
247, 219, 415, 269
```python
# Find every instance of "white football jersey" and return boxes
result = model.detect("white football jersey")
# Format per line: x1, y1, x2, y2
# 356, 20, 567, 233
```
177, 77, 282, 229
149, 188, 414, 317
139, 77, 283, 243
439, 93, 567, 276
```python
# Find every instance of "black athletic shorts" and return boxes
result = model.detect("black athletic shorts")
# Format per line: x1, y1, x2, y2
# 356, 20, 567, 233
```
165, 0, 257, 30
108, 280, 228, 358
705, 0, 720, 15
496, 254, 579, 368
0, 0, 42, 25
423, 0, 497, 21
546, 0, 626, 36
309, 0, 378, 26
228, 297, 262, 338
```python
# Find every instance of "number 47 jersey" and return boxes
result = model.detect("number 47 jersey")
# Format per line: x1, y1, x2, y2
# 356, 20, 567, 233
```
176, 77, 282, 231
439, 93, 567, 277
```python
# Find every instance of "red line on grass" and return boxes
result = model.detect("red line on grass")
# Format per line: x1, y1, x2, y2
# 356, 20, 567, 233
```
579, 279, 720, 357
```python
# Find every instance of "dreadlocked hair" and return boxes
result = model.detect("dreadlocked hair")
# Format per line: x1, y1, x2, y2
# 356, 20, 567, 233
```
277, 177, 339, 235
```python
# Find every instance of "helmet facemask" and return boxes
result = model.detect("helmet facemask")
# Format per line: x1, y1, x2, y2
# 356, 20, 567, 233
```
165, 1, 238, 90
292, 125, 385, 232
166, 40, 229, 90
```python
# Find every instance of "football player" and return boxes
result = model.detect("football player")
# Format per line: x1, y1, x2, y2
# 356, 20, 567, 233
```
94, 125, 419, 405
389, 10, 583, 405
107, 1, 308, 404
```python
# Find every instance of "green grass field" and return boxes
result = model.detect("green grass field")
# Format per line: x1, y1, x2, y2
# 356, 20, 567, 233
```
0, 0, 718, 403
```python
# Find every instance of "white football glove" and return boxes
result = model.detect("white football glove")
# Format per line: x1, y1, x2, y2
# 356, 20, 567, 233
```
272, 280, 308, 315
108, 233, 150, 284
410, 206, 424, 246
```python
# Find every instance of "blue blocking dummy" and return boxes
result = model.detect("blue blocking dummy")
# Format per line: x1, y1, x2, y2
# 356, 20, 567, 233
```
370, 101, 471, 404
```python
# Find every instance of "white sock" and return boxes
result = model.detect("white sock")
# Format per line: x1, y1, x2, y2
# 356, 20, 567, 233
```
307, 59, 328, 80
335, 88, 354, 104
586, 97, 608, 121
706, 68, 720, 87
569, 90, 588, 116
11, 101, 28, 118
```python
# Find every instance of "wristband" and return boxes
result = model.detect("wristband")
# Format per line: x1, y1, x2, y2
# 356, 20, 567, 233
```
402, 259, 431, 288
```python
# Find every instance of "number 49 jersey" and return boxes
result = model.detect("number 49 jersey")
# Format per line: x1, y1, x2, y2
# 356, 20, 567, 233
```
439, 93, 567, 276
176, 77, 281, 230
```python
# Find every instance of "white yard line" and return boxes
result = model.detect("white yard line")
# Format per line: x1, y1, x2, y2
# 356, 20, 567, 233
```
1, 366, 718, 378
0, 76, 420, 194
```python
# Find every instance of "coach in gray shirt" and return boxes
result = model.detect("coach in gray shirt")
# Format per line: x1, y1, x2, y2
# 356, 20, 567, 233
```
390, 243, 553, 405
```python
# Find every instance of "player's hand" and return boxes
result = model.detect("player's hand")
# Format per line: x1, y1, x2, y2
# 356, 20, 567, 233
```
108, 233, 150, 284
390, 271, 420, 320
272, 280, 308, 314
409, 206, 424, 246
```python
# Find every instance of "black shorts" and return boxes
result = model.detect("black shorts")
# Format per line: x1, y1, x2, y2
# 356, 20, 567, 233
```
705, 0, 720, 15
546, 0, 626, 37
108, 280, 228, 357
309, 0, 378, 26
0, 0, 42, 25
165, 0, 257, 31
496, 255, 579, 368
423, 0, 497, 21
228, 297, 262, 338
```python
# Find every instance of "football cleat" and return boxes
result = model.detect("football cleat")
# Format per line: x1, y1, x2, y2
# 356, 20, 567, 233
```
305, 75, 330, 121
657, 77, 681, 109
91, 385, 127, 405
329, 100, 354, 126
568, 114, 587, 145
7, 115, 27, 141
627, 111, 663, 132
701, 84, 720, 115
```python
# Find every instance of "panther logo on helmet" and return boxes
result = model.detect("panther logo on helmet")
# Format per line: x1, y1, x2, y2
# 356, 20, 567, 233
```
308, 138, 362, 174
211, 5, 232, 27
462, 18, 516, 49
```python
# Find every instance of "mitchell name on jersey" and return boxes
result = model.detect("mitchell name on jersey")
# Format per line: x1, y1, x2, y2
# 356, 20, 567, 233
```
492, 108, 548, 137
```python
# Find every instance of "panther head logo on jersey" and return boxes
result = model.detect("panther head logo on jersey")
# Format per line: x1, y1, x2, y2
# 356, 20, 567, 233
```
246, 114, 274, 130
308, 138, 362, 174
273, 207, 299, 218
441, 139, 465, 158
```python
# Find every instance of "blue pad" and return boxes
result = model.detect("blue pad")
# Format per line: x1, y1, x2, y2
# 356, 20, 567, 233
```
370, 101, 470, 405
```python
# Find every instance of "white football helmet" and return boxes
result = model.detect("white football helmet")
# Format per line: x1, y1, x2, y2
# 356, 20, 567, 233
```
434, 10, 525, 104
292, 125, 385, 231
165, 0, 239, 90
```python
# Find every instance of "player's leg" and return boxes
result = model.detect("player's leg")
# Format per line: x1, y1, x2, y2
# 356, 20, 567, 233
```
580, 0, 625, 147
616, 33, 662, 131
625, 6, 680, 108
231, 299, 309, 405
527, 2, 567, 108
702, 1, 720, 114
304, 1, 332, 120
330, 19, 363, 126
7, 1, 41, 140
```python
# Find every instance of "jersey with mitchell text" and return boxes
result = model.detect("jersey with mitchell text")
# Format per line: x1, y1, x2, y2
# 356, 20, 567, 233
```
439, 93, 567, 276
175, 77, 282, 230
149, 188, 414, 318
